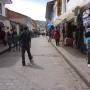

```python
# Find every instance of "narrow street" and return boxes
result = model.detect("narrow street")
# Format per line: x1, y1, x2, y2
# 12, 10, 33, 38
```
0, 36, 89, 90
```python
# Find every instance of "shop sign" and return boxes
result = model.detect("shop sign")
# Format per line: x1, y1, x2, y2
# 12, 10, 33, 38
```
83, 9, 90, 32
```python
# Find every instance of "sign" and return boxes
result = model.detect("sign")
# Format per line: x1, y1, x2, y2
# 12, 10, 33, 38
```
83, 9, 90, 33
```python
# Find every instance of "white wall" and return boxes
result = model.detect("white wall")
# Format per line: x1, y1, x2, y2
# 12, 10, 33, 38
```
4, 20, 11, 32
62, 0, 66, 14
2, 3, 5, 16
67, 0, 90, 12
0, 2, 5, 16
16, 24, 19, 35
53, 1, 60, 22
26, 18, 32, 31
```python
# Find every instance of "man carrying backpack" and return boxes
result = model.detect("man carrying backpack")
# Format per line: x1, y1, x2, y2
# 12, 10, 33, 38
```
19, 26, 33, 66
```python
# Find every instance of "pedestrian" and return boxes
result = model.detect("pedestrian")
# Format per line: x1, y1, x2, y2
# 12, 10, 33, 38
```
48, 30, 52, 42
12, 29, 18, 51
7, 31, 12, 51
19, 26, 33, 66
1, 29, 6, 46
54, 27, 60, 46
82, 9, 90, 68
48, 25, 54, 42
85, 32, 90, 68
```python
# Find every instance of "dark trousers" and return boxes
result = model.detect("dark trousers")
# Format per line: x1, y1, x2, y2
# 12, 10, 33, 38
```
87, 47, 90, 64
21, 47, 32, 64
8, 43, 11, 51
55, 39, 59, 46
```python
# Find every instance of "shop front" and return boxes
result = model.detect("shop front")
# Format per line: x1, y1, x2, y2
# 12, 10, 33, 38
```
0, 19, 9, 53
0, 21, 6, 45
75, 2, 90, 53
57, 12, 76, 47
60, 3, 90, 53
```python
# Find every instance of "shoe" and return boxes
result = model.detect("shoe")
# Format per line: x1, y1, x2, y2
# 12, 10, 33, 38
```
22, 63, 26, 66
88, 64, 90, 68
22, 62, 26, 66
30, 60, 34, 65
30, 56, 33, 60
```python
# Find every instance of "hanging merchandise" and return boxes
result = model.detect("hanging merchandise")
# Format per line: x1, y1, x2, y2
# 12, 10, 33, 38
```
83, 9, 90, 37
47, 23, 54, 31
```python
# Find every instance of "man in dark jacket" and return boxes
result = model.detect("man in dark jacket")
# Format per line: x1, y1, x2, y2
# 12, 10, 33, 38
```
20, 26, 33, 66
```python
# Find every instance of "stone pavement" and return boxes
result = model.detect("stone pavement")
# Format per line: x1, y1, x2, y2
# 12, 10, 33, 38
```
51, 39, 90, 87
0, 36, 89, 90
0, 44, 9, 55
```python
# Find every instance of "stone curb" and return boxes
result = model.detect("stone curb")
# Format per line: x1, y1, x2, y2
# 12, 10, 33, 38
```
0, 48, 9, 55
51, 41, 90, 88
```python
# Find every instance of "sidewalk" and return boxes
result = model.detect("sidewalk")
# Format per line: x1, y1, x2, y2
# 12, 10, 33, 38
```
51, 39, 90, 87
0, 44, 9, 55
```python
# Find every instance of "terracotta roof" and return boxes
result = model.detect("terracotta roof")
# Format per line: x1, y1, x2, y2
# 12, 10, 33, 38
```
5, 8, 30, 24
6, 8, 27, 19
5, 8, 37, 29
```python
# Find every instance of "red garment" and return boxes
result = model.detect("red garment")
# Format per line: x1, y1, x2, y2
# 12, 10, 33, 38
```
54, 30, 60, 40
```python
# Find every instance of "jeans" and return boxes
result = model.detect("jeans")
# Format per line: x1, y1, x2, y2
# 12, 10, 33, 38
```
87, 47, 90, 64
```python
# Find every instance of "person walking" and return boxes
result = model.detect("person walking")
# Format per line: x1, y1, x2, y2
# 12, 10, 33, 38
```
7, 31, 12, 51
12, 29, 18, 51
85, 36, 90, 68
82, 8, 90, 68
54, 27, 60, 46
19, 26, 33, 66
48, 25, 54, 42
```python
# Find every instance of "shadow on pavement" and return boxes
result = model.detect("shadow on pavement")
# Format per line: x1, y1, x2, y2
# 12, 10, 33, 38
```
0, 51, 21, 68
26, 63, 44, 70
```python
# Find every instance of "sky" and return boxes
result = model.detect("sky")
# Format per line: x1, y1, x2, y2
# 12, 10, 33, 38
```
5, 0, 48, 21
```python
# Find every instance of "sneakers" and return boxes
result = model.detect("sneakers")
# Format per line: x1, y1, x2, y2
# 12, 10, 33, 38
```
30, 60, 34, 64
88, 64, 90, 68
30, 56, 33, 60
22, 61, 26, 66
30, 56, 34, 64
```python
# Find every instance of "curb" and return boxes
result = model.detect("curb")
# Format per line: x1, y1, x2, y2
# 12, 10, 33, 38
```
0, 48, 9, 55
51, 42, 90, 88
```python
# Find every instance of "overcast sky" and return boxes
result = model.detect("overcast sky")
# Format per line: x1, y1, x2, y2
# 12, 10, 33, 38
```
5, 0, 47, 21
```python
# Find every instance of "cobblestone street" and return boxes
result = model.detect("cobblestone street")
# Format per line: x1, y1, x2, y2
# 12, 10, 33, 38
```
0, 36, 89, 90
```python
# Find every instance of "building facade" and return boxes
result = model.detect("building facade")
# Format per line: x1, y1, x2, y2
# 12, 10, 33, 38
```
53, 0, 90, 25
46, 0, 90, 52
0, 0, 12, 46
45, 0, 54, 24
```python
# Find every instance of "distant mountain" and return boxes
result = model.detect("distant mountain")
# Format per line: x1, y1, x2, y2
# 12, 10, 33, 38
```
35, 20, 46, 31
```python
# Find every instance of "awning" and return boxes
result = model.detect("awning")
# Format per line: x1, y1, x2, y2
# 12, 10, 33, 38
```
53, 11, 74, 26
53, 19, 62, 26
